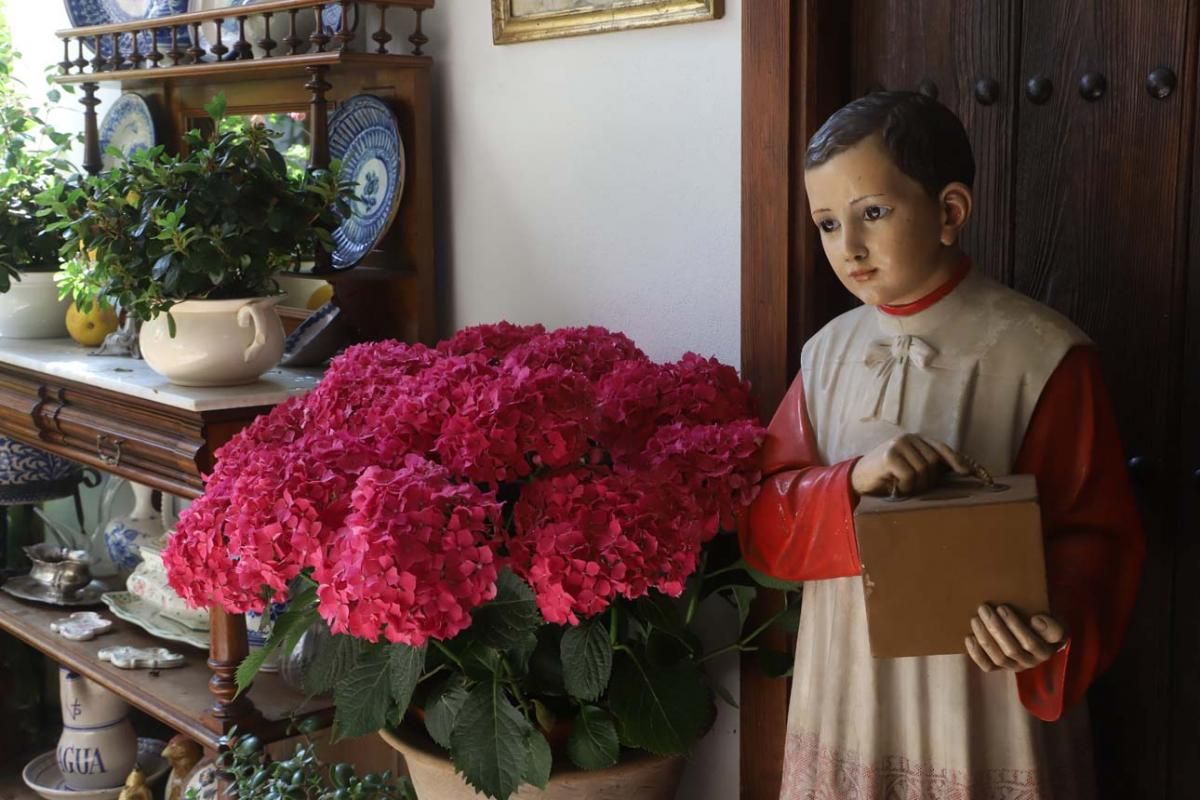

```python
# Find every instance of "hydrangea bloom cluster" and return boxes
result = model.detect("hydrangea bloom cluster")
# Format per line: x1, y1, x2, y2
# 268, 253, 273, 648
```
164, 324, 764, 644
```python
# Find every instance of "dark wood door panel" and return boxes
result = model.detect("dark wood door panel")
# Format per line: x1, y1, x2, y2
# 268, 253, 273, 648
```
849, 0, 1019, 285
1014, 3, 1191, 798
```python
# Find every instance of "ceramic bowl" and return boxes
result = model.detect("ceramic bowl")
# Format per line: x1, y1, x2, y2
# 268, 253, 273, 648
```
22, 738, 169, 800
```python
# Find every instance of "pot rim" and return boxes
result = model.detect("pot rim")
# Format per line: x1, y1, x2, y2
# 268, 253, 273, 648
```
158, 295, 284, 314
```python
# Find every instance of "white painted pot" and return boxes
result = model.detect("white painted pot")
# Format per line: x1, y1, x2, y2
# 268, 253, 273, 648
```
57, 670, 137, 791
140, 297, 285, 387
0, 270, 70, 338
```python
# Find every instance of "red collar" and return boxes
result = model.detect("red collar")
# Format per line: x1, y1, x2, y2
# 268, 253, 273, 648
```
880, 257, 971, 317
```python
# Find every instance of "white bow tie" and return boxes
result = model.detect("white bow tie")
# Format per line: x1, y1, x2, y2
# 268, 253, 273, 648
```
860, 335, 938, 424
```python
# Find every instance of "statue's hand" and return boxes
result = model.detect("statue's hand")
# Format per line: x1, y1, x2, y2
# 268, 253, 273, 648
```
850, 433, 972, 496
965, 604, 1066, 672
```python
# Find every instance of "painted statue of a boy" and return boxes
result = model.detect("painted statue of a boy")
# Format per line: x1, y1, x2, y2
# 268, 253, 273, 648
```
741, 91, 1144, 798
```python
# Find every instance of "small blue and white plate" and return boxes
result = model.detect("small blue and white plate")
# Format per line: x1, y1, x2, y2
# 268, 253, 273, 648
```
98, 93, 156, 170
328, 95, 406, 270
65, 0, 189, 61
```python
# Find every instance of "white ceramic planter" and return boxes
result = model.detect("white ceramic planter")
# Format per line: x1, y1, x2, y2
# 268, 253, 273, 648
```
57, 670, 137, 791
380, 727, 685, 800
0, 270, 70, 338
139, 297, 285, 387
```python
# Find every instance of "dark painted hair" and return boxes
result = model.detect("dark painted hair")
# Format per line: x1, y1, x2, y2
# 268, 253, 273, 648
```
805, 91, 975, 196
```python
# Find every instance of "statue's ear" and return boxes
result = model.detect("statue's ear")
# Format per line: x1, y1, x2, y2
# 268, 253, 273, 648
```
938, 182, 973, 246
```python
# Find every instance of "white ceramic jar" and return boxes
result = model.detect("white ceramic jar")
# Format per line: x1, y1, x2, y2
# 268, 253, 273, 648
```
0, 270, 70, 338
57, 670, 137, 791
139, 297, 285, 387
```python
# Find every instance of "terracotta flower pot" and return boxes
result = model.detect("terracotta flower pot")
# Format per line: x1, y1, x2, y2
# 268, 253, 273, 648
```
378, 725, 685, 800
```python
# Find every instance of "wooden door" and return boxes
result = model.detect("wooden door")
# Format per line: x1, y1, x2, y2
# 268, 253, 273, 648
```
743, 1, 1198, 798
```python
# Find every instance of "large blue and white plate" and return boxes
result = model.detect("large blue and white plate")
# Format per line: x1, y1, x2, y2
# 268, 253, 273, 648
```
65, 0, 189, 61
195, 0, 353, 59
328, 95, 406, 270
98, 93, 156, 170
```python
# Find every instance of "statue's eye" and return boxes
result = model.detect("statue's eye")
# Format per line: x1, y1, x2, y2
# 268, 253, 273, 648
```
818, 219, 839, 233
864, 205, 892, 221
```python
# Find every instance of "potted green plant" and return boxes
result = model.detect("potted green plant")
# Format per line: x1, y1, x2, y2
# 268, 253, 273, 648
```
41, 95, 350, 386
164, 324, 798, 800
0, 28, 79, 339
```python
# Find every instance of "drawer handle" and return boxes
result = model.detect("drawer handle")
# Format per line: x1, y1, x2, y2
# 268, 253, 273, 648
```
96, 434, 124, 468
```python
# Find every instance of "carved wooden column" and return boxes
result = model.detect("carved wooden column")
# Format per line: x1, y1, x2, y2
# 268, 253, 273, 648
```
207, 607, 256, 726
80, 83, 102, 176
306, 64, 333, 273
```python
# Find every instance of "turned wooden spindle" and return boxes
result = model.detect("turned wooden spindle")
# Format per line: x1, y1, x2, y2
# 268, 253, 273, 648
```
210, 18, 229, 60
187, 22, 204, 62
80, 83, 102, 176
409, 8, 427, 56
128, 30, 145, 69
75, 38, 88, 73
258, 13, 277, 58
168, 26, 183, 66
373, 4, 392, 54
235, 16, 253, 59
310, 5, 331, 53
286, 9, 302, 54
59, 39, 72, 75
333, 1, 353, 51
148, 28, 163, 68
207, 608, 257, 725
107, 33, 122, 70
306, 64, 334, 274
89, 37, 105, 73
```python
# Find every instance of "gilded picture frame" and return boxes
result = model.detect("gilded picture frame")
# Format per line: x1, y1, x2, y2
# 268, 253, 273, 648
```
491, 0, 724, 45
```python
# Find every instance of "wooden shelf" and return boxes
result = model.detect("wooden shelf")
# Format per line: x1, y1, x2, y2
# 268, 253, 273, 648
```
53, 51, 430, 87
0, 589, 332, 751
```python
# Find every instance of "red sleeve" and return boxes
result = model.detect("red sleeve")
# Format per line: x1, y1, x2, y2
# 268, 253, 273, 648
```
739, 372, 862, 581
1014, 345, 1145, 721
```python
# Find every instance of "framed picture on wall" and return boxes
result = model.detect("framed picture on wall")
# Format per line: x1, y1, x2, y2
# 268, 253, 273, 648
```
491, 0, 724, 44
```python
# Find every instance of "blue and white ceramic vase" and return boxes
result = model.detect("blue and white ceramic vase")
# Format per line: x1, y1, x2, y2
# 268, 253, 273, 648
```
103, 481, 164, 575
246, 601, 288, 673
57, 669, 137, 791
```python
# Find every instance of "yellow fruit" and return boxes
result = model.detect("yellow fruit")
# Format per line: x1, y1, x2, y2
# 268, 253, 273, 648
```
125, 190, 140, 206
65, 301, 119, 347
306, 283, 334, 310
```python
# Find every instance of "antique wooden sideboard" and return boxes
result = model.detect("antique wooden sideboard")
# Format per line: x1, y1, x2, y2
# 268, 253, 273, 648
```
0, 0, 439, 753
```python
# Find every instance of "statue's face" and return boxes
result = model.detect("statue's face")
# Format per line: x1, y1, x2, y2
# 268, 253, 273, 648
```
804, 134, 970, 306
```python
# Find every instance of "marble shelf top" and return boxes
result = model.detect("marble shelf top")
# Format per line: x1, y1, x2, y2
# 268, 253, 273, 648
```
0, 338, 322, 412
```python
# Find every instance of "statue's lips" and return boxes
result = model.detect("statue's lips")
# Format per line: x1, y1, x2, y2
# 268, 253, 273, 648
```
849, 268, 878, 282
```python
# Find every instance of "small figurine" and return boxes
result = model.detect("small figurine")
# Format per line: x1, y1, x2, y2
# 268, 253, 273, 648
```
118, 766, 152, 800
163, 735, 204, 800
50, 612, 114, 641
742, 91, 1144, 797
99, 645, 185, 670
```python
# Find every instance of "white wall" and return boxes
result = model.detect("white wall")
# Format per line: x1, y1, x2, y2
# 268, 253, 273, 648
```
6, 2, 746, 795
425, 2, 742, 368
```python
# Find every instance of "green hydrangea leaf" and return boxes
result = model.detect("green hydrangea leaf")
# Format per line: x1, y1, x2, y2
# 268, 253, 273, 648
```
425, 675, 470, 750
387, 643, 426, 711
449, 680, 532, 800
524, 729, 552, 790
303, 633, 362, 695
560, 615, 612, 702
471, 569, 542, 650
566, 705, 620, 770
332, 646, 392, 740
608, 648, 715, 756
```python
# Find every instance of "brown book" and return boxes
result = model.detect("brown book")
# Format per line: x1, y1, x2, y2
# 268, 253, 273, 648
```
853, 474, 1049, 658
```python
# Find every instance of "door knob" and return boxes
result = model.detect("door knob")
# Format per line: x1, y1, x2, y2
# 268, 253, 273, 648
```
1127, 455, 1149, 484
1192, 467, 1200, 488
974, 77, 1000, 106
1025, 75, 1053, 104
1146, 66, 1177, 99
1079, 72, 1107, 101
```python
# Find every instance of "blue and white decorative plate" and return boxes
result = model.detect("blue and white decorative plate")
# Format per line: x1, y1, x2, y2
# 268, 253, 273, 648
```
65, 0, 189, 61
98, 93, 156, 170
328, 95, 406, 270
